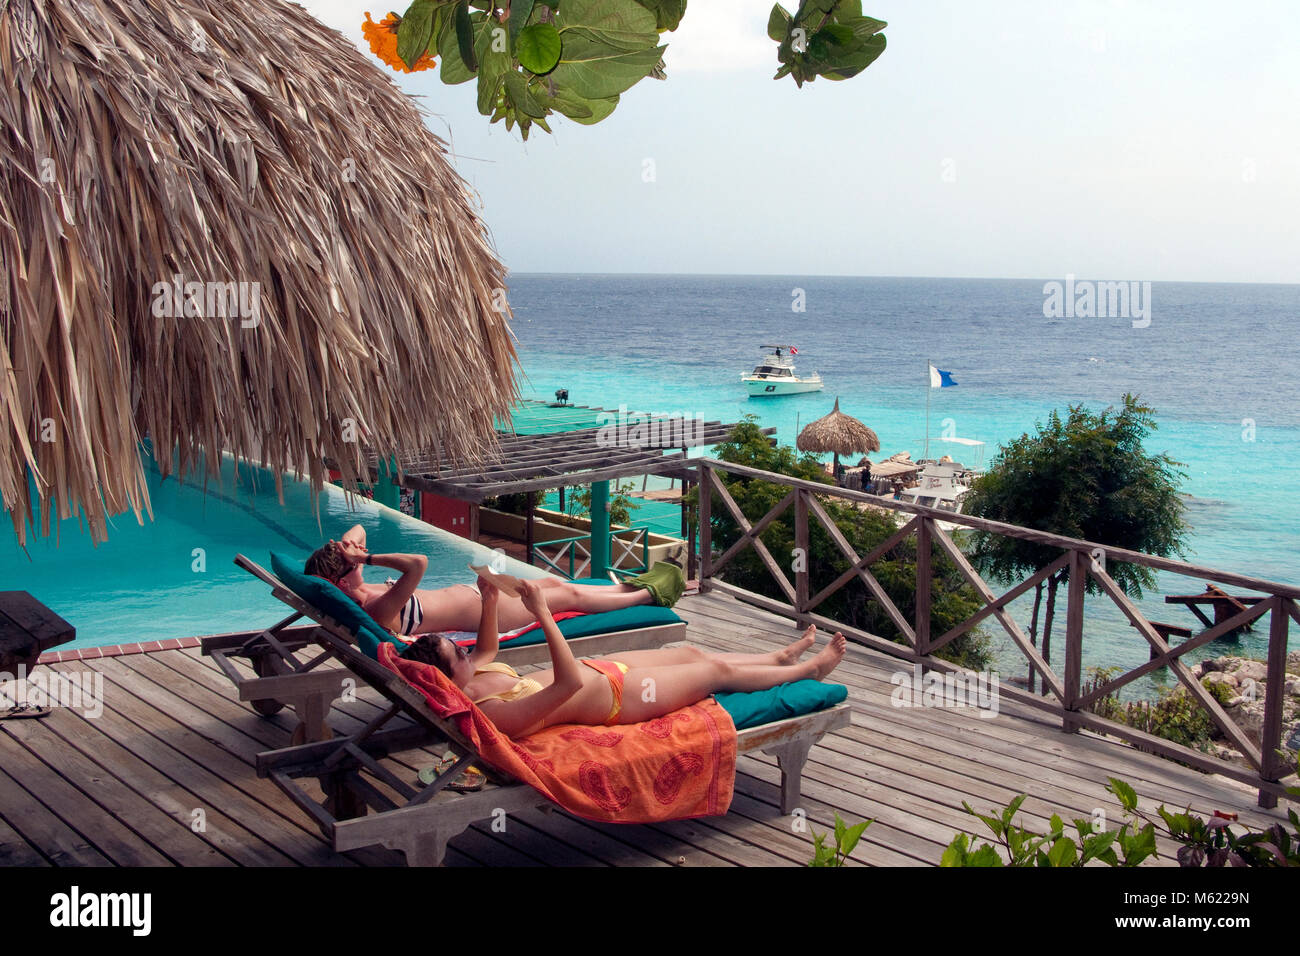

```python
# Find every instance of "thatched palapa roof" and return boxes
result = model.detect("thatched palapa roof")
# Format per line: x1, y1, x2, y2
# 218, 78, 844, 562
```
797, 399, 880, 457
0, 0, 517, 544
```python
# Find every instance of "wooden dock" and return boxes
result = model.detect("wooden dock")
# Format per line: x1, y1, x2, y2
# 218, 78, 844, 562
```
0, 590, 1290, 867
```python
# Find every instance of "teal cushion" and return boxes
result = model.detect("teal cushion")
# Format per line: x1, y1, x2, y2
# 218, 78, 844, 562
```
498, 604, 683, 648
268, 552, 404, 659
715, 680, 848, 730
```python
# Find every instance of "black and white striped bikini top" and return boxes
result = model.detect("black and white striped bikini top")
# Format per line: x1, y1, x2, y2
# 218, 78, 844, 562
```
386, 579, 424, 635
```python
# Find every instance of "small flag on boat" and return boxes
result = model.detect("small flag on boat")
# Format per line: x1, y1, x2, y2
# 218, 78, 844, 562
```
929, 365, 958, 388
789, 346, 798, 354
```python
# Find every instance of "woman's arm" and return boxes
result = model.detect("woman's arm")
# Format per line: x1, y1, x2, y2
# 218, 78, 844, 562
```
342, 524, 367, 547
477, 582, 583, 738
341, 542, 426, 626
466, 577, 500, 668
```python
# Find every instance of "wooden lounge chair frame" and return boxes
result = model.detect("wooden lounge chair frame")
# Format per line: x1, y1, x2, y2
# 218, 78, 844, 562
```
254, 609, 851, 866
202, 555, 687, 744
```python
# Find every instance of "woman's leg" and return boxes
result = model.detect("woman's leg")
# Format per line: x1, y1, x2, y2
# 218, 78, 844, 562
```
616, 634, 846, 723
530, 579, 653, 614
599, 626, 818, 669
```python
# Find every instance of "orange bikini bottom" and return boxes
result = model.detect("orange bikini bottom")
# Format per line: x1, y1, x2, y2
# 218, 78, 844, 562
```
581, 659, 629, 724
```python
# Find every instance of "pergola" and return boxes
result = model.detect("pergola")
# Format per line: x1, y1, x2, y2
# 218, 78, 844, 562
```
362, 401, 772, 577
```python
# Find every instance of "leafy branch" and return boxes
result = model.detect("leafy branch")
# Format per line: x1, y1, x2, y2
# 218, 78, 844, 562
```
362, 0, 887, 138
941, 777, 1300, 867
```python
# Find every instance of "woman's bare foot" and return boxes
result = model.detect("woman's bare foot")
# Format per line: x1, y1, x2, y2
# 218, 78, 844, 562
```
808, 633, 847, 680
775, 625, 818, 665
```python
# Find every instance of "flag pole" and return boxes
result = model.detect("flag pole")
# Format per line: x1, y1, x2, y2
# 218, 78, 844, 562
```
925, 359, 931, 460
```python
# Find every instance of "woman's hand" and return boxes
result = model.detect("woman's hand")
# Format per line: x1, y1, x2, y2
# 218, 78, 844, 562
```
517, 579, 550, 619
336, 539, 369, 566
477, 576, 498, 604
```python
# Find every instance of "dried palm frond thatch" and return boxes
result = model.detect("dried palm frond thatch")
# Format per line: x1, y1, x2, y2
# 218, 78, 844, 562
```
797, 398, 880, 472
0, 0, 517, 544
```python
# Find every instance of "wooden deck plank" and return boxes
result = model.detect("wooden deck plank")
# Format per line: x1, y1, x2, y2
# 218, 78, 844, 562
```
0, 717, 171, 865
40, 662, 303, 866
0, 762, 111, 866
74, 655, 367, 866
0, 711, 231, 866
0, 812, 47, 867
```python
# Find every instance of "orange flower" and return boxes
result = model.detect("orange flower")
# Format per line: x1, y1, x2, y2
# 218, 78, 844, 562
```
362, 11, 436, 73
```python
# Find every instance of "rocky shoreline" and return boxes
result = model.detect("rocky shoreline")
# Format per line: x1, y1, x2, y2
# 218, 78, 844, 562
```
1191, 650, 1300, 768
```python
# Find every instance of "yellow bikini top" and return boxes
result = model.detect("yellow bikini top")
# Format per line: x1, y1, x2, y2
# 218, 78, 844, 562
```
471, 661, 544, 705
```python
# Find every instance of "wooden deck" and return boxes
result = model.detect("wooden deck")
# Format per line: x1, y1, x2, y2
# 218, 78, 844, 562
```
0, 590, 1291, 867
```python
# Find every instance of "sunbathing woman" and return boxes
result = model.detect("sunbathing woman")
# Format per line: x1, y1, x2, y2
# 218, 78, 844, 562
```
403, 575, 848, 737
304, 524, 662, 636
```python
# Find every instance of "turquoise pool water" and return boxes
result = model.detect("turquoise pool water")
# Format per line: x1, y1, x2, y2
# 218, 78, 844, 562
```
4, 453, 545, 651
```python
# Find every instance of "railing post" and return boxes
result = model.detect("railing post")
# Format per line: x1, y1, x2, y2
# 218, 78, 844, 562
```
1259, 596, 1289, 808
686, 476, 698, 583
698, 465, 712, 593
794, 488, 809, 621
1062, 549, 1086, 733
914, 518, 931, 655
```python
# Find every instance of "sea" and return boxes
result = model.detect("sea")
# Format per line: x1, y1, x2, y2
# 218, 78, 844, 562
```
506, 274, 1300, 697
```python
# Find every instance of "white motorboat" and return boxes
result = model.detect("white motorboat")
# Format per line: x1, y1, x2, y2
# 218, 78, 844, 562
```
743, 345, 824, 396
896, 461, 976, 530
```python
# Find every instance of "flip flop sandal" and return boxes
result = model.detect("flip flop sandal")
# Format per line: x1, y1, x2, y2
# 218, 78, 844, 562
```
0, 704, 52, 720
418, 759, 485, 793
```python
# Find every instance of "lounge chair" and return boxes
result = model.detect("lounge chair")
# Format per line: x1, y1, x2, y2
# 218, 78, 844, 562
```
254, 610, 851, 866
202, 554, 687, 743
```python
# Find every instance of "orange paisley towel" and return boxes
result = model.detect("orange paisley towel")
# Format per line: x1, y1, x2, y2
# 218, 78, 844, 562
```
379, 643, 737, 823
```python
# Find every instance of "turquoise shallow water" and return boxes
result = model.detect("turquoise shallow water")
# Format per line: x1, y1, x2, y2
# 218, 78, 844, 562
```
3, 453, 544, 651
507, 274, 1300, 697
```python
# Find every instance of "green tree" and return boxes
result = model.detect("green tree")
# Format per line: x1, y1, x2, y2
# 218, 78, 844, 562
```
367, 0, 886, 138
564, 480, 640, 528
963, 395, 1189, 691
693, 418, 991, 670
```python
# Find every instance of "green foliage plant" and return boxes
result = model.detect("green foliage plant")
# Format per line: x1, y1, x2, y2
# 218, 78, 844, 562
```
376, 0, 886, 138
807, 813, 872, 866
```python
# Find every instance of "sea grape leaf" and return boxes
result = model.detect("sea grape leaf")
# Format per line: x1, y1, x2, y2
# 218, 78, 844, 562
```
437, 9, 476, 83
550, 37, 666, 99
509, 0, 535, 41
397, 0, 438, 69
767, 4, 792, 42
555, 0, 660, 46
503, 71, 547, 117
562, 25, 661, 53
517, 22, 562, 74
634, 0, 687, 31
545, 88, 620, 124
455, 0, 479, 72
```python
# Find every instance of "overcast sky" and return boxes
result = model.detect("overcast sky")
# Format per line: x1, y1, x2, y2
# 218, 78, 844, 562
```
301, 0, 1300, 283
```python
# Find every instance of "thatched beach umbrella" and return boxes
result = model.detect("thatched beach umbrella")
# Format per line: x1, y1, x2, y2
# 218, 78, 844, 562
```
0, 0, 517, 544
797, 398, 880, 474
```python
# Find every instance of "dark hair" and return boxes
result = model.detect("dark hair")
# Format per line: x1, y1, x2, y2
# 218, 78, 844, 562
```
304, 542, 351, 583
403, 634, 455, 678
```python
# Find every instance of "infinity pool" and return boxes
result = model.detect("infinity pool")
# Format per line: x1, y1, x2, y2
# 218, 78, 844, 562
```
4, 453, 543, 651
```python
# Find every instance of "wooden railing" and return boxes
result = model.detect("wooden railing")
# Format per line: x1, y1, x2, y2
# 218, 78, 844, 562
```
532, 526, 650, 580
688, 457, 1299, 808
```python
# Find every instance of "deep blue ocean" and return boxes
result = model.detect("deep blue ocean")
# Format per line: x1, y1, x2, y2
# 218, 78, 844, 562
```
506, 274, 1300, 695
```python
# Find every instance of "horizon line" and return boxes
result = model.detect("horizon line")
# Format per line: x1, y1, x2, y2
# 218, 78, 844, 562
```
502, 270, 1300, 287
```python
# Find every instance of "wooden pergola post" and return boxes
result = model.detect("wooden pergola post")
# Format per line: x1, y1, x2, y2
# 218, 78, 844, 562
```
590, 479, 610, 578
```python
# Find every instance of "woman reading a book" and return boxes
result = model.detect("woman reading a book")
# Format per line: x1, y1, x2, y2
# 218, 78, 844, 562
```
402, 575, 847, 737
304, 524, 677, 636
